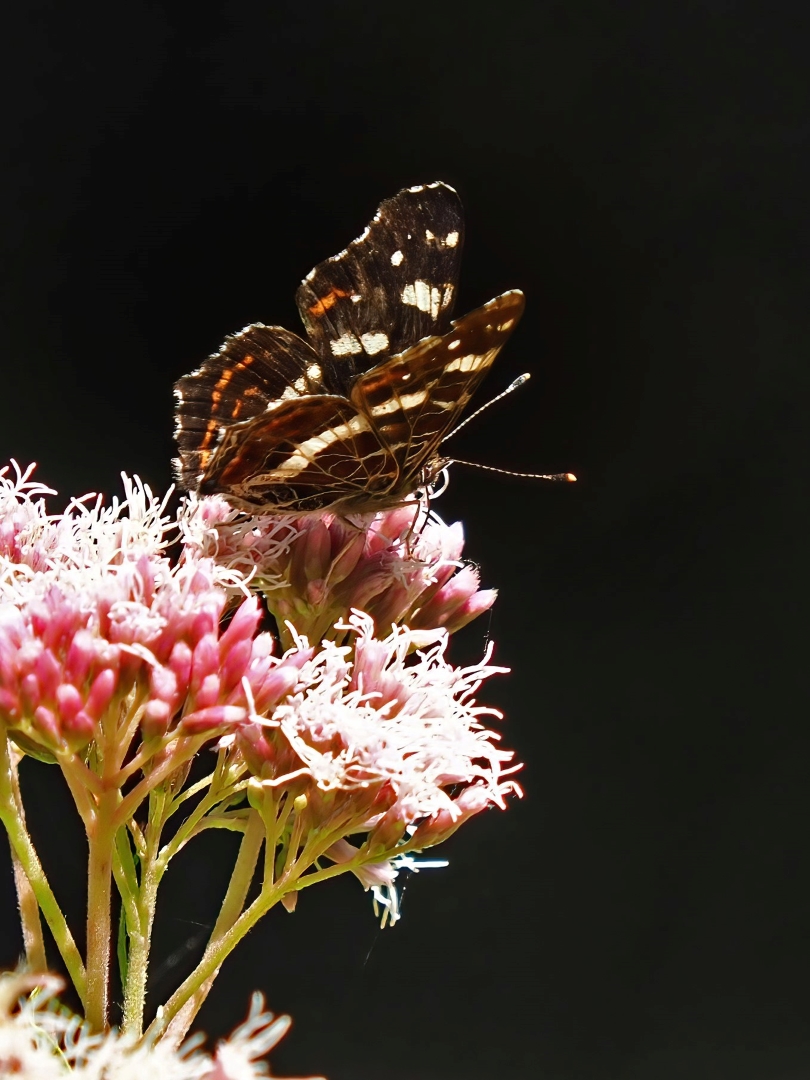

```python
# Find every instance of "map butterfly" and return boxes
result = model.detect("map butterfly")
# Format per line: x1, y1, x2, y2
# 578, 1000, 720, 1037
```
174, 182, 549, 514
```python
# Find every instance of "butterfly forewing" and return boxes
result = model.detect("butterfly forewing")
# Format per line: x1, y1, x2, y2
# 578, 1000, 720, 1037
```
353, 291, 525, 480
295, 183, 464, 378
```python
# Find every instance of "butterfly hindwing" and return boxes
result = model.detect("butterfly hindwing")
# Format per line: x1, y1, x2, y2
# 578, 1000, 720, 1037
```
197, 396, 391, 512
174, 323, 334, 490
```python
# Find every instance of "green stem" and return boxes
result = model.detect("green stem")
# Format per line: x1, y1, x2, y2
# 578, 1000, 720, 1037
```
113, 735, 209, 829
112, 827, 141, 943
85, 784, 119, 1031
7, 749, 47, 972
147, 825, 360, 1043
161, 810, 265, 1047
0, 735, 87, 1002
157, 781, 247, 867
121, 792, 167, 1040
146, 881, 281, 1042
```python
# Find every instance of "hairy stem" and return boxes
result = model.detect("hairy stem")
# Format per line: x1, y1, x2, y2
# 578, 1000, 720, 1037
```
0, 735, 86, 1002
85, 785, 118, 1030
147, 825, 360, 1043
121, 792, 167, 1039
6, 749, 47, 971
146, 883, 279, 1042
161, 810, 265, 1047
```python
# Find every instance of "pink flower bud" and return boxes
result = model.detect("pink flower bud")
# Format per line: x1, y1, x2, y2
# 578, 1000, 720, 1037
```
85, 668, 117, 720
252, 665, 302, 715
219, 637, 254, 695
305, 579, 327, 606
33, 705, 61, 744
0, 688, 20, 718
149, 665, 178, 706
33, 648, 61, 700
194, 672, 221, 710
447, 588, 497, 633
297, 520, 331, 588
411, 564, 481, 628
218, 597, 261, 654
190, 633, 220, 691
55, 683, 83, 722
169, 641, 193, 689
182, 704, 247, 733
190, 608, 218, 644
328, 530, 365, 584
64, 629, 95, 685
143, 698, 172, 738
20, 673, 40, 712
67, 710, 96, 746
367, 808, 407, 851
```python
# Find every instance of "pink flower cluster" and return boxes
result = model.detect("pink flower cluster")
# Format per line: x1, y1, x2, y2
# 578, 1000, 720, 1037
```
237, 612, 520, 849
181, 496, 497, 647
0, 466, 309, 755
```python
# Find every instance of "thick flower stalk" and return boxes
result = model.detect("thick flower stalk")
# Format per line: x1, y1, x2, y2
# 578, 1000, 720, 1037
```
0, 462, 521, 1059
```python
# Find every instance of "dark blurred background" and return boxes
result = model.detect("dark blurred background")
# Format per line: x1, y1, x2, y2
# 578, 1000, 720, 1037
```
1, 3, 808, 1078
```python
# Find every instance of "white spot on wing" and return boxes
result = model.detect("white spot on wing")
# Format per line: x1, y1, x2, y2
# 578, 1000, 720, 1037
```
445, 352, 489, 374
360, 331, 389, 355
390, 250, 404, 266
425, 228, 434, 240
307, 363, 322, 381
401, 280, 444, 318
445, 231, 459, 247
269, 415, 372, 476
330, 333, 363, 356
447, 339, 461, 351
369, 389, 429, 417
294, 377, 308, 392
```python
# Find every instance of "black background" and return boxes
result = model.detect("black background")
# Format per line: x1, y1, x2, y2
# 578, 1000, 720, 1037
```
2, 3, 808, 1077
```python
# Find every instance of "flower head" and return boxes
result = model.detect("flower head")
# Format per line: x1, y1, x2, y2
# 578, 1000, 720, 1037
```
0, 467, 280, 756
237, 611, 521, 861
181, 497, 496, 647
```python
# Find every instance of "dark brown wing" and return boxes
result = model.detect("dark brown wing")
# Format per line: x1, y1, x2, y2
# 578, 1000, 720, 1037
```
195, 395, 395, 513
174, 323, 337, 491
352, 290, 526, 488
295, 183, 464, 384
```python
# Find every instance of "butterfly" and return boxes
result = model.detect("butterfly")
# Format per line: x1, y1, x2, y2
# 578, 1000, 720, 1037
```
173, 182, 528, 514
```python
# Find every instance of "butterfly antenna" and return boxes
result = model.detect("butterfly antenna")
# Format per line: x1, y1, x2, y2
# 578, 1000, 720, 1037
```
442, 373, 532, 444
448, 459, 577, 482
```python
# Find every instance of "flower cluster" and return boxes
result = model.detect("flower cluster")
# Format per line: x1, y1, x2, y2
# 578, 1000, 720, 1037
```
238, 612, 517, 826
0, 467, 309, 755
180, 495, 496, 648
